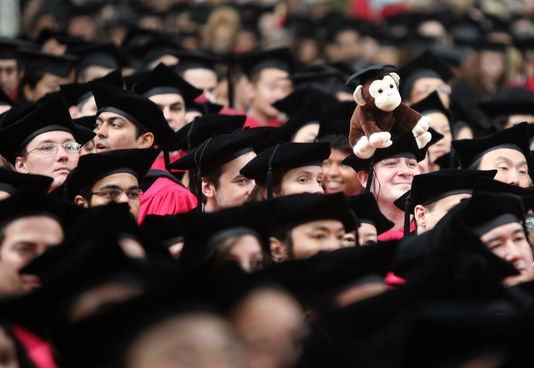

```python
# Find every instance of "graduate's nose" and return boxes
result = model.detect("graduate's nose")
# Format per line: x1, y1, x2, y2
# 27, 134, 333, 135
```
503, 238, 522, 264
507, 169, 520, 186
311, 180, 324, 194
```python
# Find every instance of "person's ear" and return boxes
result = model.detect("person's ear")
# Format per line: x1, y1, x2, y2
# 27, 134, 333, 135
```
414, 204, 427, 230
74, 195, 89, 208
136, 132, 154, 148
201, 178, 216, 200
68, 105, 80, 119
357, 170, 368, 190
269, 236, 288, 263
14, 156, 27, 173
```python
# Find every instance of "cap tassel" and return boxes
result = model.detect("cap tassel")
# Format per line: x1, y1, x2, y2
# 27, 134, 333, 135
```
403, 198, 411, 238
365, 166, 374, 193
163, 148, 171, 172
267, 144, 280, 200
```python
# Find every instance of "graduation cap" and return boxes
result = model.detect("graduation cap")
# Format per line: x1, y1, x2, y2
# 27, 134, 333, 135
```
140, 215, 184, 249
316, 114, 350, 140
272, 87, 337, 116
174, 114, 246, 151
279, 98, 323, 141
60, 69, 124, 107
346, 192, 394, 235
132, 63, 202, 107
240, 142, 330, 198
322, 100, 356, 121
174, 50, 225, 73
0, 190, 85, 231
0, 168, 53, 195
17, 49, 77, 78
272, 192, 357, 233
0, 97, 91, 164
233, 47, 296, 80
64, 149, 160, 201
476, 39, 507, 53
90, 83, 176, 146
479, 87, 534, 119
410, 90, 453, 123
0, 36, 36, 59
72, 115, 96, 130
394, 169, 497, 222
138, 37, 183, 69
452, 122, 534, 174
430, 44, 467, 68
398, 50, 454, 99
35, 29, 87, 49
69, 42, 129, 75
179, 199, 279, 269
346, 63, 397, 89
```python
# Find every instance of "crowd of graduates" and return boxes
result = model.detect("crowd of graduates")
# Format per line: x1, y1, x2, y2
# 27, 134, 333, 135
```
2, 0, 534, 367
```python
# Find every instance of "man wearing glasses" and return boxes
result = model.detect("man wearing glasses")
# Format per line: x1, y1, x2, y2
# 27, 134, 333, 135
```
64, 149, 159, 220
0, 97, 93, 192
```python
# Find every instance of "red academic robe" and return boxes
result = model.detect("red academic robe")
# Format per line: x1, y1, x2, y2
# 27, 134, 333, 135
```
378, 222, 416, 287
14, 325, 57, 368
138, 177, 197, 224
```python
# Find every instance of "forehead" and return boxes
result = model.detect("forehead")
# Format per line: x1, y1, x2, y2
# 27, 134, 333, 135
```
413, 77, 445, 88
434, 192, 471, 208
481, 147, 527, 163
222, 150, 256, 172
148, 93, 185, 105
91, 172, 139, 189
283, 165, 323, 177
480, 221, 524, 239
26, 130, 75, 147
426, 112, 449, 126
97, 111, 135, 125
4, 214, 62, 232
293, 219, 344, 232
258, 68, 290, 83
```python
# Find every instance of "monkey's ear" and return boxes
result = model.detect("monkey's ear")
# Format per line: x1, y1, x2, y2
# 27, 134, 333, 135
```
388, 72, 400, 88
354, 85, 366, 106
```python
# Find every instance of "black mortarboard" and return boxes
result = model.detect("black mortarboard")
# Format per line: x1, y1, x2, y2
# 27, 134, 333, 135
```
0, 97, 91, 163
342, 132, 427, 173
476, 39, 507, 53
132, 63, 202, 107
179, 200, 278, 268
174, 50, 225, 73
272, 87, 337, 116
410, 90, 453, 125
272, 192, 357, 232
60, 69, 124, 107
72, 115, 96, 130
393, 169, 498, 215
69, 42, 129, 74
479, 87, 534, 119
430, 44, 467, 68
0, 169, 52, 196
174, 114, 246, 151
17, 49, 77, 78
0, 190, 84, 230
138, 37, 183, 69
234, 47, 296, 80
279, 98, 323, 141
316, 114, 350, 140
398, 50, 453, 99
171, 128, 266, 172
346, 64, 396, 89
64, 149, 160, 201
240, 142, 330, 183
452, 122, 534, 174
322, 100, 356, 121
140, 215, 184, 249
346, 192, 394, 234
36, 29, 87, 49
291, 64, 348, 86
91, 83, 176, 146
0, 37, 36, 59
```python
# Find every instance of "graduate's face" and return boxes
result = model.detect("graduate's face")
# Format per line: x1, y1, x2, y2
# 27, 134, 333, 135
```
358, 222, 378, 246
278, 165, 324, 197
426, 112, 452, 164
95, 112, 152, 153
252, 68, 292, 120
410, 77, 450, 108
292, 123, 319, 143
480, 221, 534, 286
149, 93, 186, 132
78, 96, 97, 117
0, 59, 18, 95
322, 148, 361, 195
478, 148, 529, 188
290, 219, 345, 260
213, 151, 256, 210
415, 193, 471, 235
368, 157, 420, 207
223, 234, 263, 273
15, 130, 79, 191
183, 68, 218, 102
126, 313, 246, 368
0, 215, 63, 289
24, 73, 70, 102
86, 173, 141, 220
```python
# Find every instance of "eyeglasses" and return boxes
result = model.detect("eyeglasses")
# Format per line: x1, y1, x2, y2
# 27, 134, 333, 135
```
525, 217, 534, 229
25, 142, 81, 156
90, 189, 143, 201
415, 85, 452, 96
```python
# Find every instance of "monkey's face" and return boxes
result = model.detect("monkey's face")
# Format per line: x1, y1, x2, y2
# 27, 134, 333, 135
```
368, 75, 401, 112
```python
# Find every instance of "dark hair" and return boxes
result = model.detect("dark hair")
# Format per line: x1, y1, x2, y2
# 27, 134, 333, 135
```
316, 133, 351, 153
247, 169, 284, 201
17, 70, 45, 102
270, 225, 295, 260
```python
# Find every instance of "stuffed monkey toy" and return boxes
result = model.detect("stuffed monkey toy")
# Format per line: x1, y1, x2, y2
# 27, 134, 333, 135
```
347, 64, 432, 159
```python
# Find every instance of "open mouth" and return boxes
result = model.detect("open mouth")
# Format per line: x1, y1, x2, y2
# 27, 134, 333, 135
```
95, 143, 108, 152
